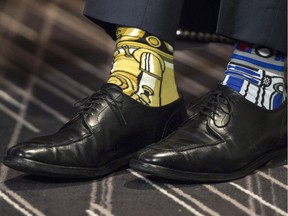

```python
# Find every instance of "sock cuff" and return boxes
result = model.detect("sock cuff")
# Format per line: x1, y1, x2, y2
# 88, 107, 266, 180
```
116, 27, 174, 56
231, 42, 286, 73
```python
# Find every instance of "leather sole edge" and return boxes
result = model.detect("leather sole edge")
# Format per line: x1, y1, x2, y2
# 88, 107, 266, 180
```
3, 154, 135, 178
129, 148, 287, 182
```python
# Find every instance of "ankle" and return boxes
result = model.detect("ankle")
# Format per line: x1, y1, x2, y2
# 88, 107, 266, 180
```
107, 27, 179, 107
222, 42, 286, 110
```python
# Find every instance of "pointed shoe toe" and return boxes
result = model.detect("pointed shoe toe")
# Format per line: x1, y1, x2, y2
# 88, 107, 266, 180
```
131, 85, 287, 182
4, 84, 187, 178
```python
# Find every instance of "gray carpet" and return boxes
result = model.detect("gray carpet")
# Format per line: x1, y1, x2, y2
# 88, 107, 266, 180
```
0, 0, 287, 216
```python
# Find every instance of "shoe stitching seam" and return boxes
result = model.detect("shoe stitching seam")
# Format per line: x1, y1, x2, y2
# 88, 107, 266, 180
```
150, 140, 223, 152
138, 148, 152, 159
29, 134, 92, 147
161, 102, 185, 138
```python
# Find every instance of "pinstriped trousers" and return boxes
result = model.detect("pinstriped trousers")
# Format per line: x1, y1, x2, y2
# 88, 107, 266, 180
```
84, 0, 287, 53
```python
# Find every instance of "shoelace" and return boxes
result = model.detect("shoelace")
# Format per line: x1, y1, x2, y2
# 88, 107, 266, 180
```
74, 88, 127, 126
198, 89, 233, 128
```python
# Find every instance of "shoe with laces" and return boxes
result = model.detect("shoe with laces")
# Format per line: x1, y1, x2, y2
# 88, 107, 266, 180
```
130, 85, 287, 182
4, 83, 187, 178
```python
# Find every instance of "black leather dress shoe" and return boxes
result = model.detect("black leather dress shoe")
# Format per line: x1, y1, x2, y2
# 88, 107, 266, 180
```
130, 85, 287, 182
4, 84, 187, 178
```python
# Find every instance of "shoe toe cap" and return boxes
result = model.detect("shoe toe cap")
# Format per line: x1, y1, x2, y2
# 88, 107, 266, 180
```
7, 145, 30, 158
7, 143, 52, 162
135, 147, 182, 168
134, 144, 206, 172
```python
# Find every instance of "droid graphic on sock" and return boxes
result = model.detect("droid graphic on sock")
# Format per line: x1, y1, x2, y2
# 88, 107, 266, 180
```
223, 63, 285, 110
108, 28, 176, 106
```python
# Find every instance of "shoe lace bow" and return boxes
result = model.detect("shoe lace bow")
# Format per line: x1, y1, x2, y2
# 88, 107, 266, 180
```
74, 88, 127, 126
198, 89, 233, 128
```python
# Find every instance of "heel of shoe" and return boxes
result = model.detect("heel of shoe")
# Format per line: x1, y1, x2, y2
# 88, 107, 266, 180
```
264, 150, 287, 169
162, 104, 187, 138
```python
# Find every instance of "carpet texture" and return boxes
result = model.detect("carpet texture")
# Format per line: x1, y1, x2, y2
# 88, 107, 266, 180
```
0, 1, 287, 216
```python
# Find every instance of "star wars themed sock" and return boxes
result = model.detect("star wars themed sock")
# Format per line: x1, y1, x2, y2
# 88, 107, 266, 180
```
222, 42, 286, 110
107, 27, 179, 107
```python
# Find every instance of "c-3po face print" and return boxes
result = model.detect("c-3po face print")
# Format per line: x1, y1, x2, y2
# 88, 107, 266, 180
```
108, 28, 177, 107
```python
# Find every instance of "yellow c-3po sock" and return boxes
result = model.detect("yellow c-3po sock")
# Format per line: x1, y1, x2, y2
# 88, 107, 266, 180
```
107, 27, 179, 107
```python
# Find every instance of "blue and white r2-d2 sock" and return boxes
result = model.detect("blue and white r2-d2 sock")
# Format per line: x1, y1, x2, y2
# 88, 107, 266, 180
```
222, 42, 286, 110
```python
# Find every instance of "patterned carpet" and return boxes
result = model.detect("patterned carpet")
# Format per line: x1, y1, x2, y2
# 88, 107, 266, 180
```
0, 0, 287, 216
